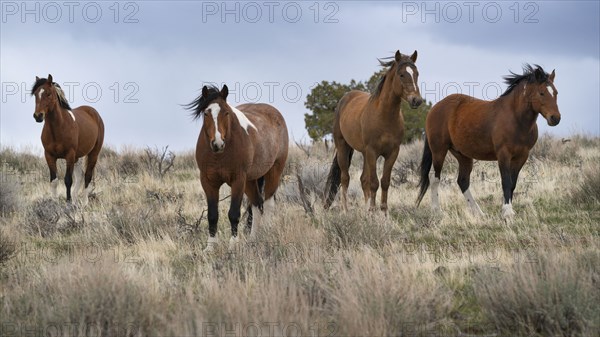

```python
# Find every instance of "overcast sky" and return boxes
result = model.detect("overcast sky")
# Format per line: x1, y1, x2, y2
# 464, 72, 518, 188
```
1, 1, 599, 152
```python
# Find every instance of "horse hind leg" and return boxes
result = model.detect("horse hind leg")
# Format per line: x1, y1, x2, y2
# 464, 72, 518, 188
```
256, 159, 287, 238
451, 150, 484, 217
336, 141, 354, 212
72, 159, 85, 203
430, 148, 448, 212
244, 177, 264, 240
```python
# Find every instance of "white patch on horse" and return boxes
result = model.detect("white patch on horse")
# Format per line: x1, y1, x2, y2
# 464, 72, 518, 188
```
67, 110, 75, 121
207, 103, 224, 147
230, 105, 257, 134
546, 85, 554, 97
38, 88, 45, 100
228, 236, 239, 251
406, 67, 417, 92
204, 236, 218, 253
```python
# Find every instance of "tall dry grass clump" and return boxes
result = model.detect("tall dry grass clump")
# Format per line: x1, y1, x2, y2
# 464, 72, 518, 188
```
474, 249, 600, 337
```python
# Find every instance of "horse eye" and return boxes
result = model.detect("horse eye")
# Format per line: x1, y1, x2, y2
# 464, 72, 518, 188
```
540, 92, 545, 96
400, 74, 404, 77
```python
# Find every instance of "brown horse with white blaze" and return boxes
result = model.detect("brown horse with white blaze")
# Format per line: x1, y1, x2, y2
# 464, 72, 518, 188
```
416, 65, 561, 218
186, 85, 288, 252
324, 50, 423, 212
31, 75, 105, 204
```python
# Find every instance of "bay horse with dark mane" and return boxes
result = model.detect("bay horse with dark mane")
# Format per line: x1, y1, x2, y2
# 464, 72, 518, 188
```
186, 85, 288, 252
31, 75, 105, 204
324, 50, 423, 212
416, 65, 561, 218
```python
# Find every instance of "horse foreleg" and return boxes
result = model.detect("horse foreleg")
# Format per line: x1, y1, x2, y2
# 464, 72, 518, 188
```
364, 148, 379, 211
64, 152, 76, 202
228, 178, 245, 250
498, 154, 515, 219
202, 175, 220, 252
380, 147, 400, 213
44, 152, 59, 198
452, 151, 484, 217
360, 160, 370, 204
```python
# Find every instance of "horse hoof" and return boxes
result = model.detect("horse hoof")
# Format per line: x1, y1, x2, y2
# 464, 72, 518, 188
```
204, 237, 218, 253
228, 236, 240, 251
501, 204, 515, 219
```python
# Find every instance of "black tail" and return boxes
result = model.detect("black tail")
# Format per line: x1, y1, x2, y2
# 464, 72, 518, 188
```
324, 149, 353, 209
416, 135, 432, 206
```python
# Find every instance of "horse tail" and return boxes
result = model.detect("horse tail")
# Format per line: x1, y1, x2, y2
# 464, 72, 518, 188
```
416, 135, 432, 206
324, 149, 353, 209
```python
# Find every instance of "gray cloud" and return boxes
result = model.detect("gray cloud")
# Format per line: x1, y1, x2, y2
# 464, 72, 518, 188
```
1, 1, 598, 152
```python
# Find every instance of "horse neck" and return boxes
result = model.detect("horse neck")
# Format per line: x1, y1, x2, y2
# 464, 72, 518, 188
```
374, 71, 403, 119
45, 101, 68, 128
497, 84, 538, 128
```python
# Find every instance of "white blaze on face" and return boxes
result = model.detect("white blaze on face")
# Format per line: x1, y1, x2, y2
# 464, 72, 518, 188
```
546, 85, 555, 97
38, 88, 45, 100
207, 103, 224, 147
405, 66, 417, 92
230, 105, 257, 133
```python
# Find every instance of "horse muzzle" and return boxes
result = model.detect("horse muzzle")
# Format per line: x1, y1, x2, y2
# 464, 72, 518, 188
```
33, 113, 44, 123
546, 114, 561, 126
408, 96, 423, 109
210, 141, 225, 153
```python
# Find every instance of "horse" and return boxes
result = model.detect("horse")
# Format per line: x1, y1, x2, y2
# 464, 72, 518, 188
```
324, 50, 423, 212
31, 75, 105, 204
416, 64, 561, 218
186, 84, 289, 252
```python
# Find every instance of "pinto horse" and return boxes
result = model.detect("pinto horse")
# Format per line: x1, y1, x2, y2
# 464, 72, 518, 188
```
416, 65, 561, 218
186, 85, 288, 251
324, 50, 423, 212
31, 75, 105, 204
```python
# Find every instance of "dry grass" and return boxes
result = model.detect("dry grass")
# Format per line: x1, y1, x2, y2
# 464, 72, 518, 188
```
0, 135, 599, 336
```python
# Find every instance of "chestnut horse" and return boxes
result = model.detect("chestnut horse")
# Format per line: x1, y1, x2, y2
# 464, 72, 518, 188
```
324, 50, 423, 212
31, 75, 105, 204
186, 85, 288, 252
416, 65, 561, 218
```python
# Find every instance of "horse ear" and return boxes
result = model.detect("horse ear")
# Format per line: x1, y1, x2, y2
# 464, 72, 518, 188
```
534, 67, 545, 82
201, 85, 209, 97
394, 50, 402, 63
549, 69, 556, 82
47, 74, 53, 84
36, 76, 40, 81
221, 84, 229, 100
410, 50, 418, 63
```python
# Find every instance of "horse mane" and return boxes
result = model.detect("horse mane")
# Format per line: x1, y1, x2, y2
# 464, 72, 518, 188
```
501, 64, 549, 97
30, 78, 72, 110
185, 85, 222, 120
370, 55, 415, 101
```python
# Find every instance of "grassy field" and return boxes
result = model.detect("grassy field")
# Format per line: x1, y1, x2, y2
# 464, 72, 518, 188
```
1, 134, 599, 337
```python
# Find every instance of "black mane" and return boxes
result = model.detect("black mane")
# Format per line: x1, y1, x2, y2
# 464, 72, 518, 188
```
184, 85, 221, 120
371, 55, 415, 100
30, 77, 72, 110
501, 64, 549, 97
